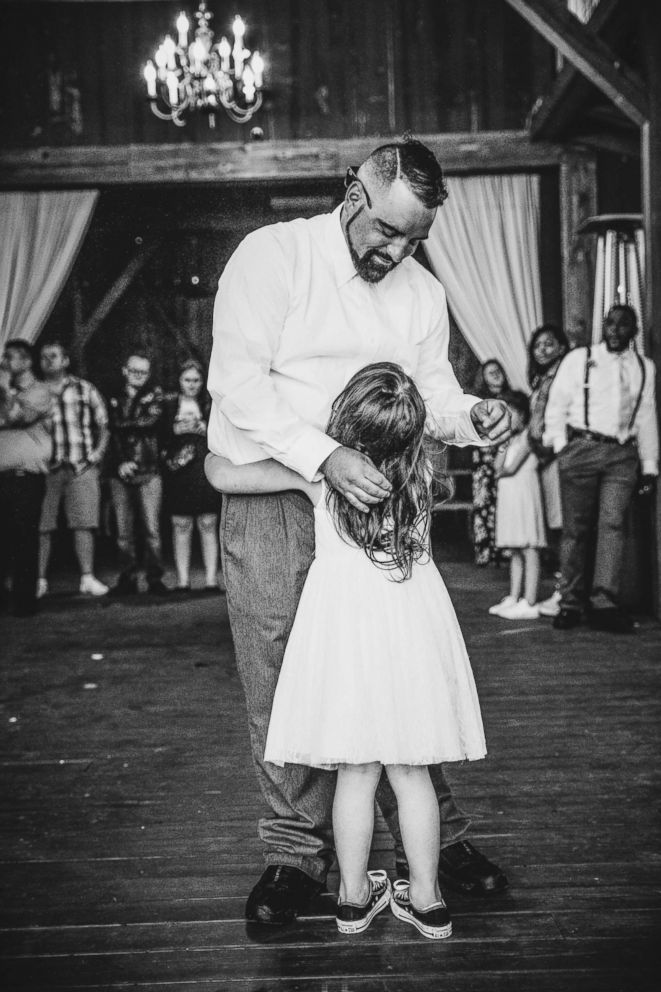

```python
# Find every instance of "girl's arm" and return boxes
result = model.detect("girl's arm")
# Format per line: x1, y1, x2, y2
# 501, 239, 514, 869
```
492, 443, 508, 478
205, 452, 321, 503
496, 434, 532, 478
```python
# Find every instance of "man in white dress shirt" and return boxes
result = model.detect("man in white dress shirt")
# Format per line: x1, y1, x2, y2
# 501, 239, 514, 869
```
544, 304, 658, 632
208, 139, 511, 924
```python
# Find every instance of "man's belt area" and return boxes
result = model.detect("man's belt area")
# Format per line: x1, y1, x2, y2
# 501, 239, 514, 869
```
567, 426, 635, 447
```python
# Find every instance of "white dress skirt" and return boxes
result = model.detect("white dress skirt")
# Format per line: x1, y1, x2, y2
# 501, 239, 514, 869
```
495, 433, 547, 549
264, 489, 486, 770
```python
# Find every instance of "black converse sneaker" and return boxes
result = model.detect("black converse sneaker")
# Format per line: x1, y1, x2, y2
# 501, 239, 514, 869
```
390, 879, 452, 939
336, 869, 391, 935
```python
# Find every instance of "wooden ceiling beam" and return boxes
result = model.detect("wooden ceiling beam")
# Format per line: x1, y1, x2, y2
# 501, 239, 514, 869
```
529, 0, 628, 139
569, 130, 641, 158
0, 133, 564, 189
503, 0, 648, 127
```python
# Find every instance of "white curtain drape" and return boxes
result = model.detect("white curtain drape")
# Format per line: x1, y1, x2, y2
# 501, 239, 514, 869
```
0, 191, 99, 349
424, 174, 543, 390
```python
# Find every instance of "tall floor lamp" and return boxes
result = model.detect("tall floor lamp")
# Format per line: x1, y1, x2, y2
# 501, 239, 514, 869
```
576, 214, 645, 347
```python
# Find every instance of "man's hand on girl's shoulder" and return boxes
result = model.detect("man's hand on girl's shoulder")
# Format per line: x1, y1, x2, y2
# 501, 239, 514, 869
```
321, 446, 391, 513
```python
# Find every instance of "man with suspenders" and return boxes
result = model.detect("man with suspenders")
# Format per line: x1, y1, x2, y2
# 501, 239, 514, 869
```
544, 304, 658, 632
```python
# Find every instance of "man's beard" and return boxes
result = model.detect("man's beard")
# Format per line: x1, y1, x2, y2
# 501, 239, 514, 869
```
604, 334, 631, 353
349, 244, 395, 283
345, 209, 395, 283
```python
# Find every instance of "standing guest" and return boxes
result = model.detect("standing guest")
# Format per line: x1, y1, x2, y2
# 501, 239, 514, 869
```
208, 138, 511, 927
108, 351, 169, 596
489, 391, 546, 619
471, 359, 511, 566
162, 359, 221, 592
37, 341, 110, 599
0, 340, 52, 617
526, 324, 570, 617
544, 304, 658, 632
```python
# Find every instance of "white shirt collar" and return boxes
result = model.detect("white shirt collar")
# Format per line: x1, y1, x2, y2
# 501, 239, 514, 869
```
323, 205, 359, 288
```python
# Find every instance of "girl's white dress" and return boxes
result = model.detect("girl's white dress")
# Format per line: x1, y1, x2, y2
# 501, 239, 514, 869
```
264, 488, 486, 770
495, 433, 547, 549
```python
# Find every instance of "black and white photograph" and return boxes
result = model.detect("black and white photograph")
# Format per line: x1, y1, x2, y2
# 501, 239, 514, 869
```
1, 0, 659, 989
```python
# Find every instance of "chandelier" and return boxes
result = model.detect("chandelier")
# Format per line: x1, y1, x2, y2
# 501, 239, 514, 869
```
143, 2, 265, 127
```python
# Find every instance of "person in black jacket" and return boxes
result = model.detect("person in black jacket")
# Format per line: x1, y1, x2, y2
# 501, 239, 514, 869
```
108, 351, 169, 596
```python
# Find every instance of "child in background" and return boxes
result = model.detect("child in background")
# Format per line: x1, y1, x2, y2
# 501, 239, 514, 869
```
206, 363, 486, 940
489, 390, 546, 619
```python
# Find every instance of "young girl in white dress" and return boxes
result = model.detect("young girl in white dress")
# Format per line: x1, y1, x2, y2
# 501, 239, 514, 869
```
489, 390, 547, 619
206, 363, 486, 940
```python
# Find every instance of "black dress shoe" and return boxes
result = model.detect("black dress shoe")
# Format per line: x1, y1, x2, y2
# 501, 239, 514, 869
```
109, 577, 138, 597
11, 602, 38, 618
588, 607, 634, 633
397, 840, 508, 896
245, 865, 325, 925
552, 607, 582, 630
147, 580, 170, 596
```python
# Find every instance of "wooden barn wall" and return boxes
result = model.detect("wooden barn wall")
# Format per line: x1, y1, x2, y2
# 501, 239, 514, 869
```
0, 0, 555, 149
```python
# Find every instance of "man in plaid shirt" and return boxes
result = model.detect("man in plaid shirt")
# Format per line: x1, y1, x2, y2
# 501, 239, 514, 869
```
38, 341, 110, 598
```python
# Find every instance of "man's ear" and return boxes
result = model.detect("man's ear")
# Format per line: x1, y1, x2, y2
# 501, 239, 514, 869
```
345, 183, 363, 209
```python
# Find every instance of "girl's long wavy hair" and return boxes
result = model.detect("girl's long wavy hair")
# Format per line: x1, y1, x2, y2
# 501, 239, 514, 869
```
325, 363, 430, 580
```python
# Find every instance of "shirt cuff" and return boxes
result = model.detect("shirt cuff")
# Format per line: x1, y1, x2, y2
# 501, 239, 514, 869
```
461, 406, 484, 445
641, 460, 658, 476
426, 406, 484, 446
284, 428, 341, 483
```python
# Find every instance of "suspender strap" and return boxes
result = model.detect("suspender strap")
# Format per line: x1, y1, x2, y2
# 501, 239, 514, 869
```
584, 345, 646, 435
583, 345, 592, 429
628, 352, 646, 432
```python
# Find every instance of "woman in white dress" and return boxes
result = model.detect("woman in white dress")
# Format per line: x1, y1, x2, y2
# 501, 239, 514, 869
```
490, 391, 547, 619
206, 363, 485, 941
526, 324, 570, 616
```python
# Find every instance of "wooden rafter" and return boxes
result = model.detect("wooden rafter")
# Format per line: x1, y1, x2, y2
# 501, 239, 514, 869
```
77, 243, 159, 349
146, 293, 203, 365
529, 0, 631, 139
503, 0, 648, 127
0, 133, 564, 190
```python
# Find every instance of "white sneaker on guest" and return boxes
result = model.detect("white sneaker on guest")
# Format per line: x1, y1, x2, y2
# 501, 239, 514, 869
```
79, 575, 109, 597
488, 595, 517, 616
499, 598, 540, 620
538, 589, 562, 617
36, 578, 48, 599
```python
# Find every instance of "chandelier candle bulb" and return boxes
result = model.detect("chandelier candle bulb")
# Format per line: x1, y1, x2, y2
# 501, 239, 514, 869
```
218, 36, 231, 71
176, 12, 189, 48
243, 64, 255, 103
155, 45, 167, 79
251, 51, 264, 88
163, 35, 177, 70
143, 61, 157, 98
166, 72, 179, 106
233, 46, 244, 80
190, 38, 205, 73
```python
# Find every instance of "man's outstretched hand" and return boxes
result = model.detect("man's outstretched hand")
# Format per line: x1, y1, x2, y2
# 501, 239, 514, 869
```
321, 446, 391, 513
470, 399, 511, 445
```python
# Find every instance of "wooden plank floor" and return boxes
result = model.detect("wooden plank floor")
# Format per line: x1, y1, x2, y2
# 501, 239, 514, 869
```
1, 539, 660, 991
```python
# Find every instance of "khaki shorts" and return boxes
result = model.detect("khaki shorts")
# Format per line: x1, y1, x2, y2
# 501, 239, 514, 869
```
40, 465, 101, 532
